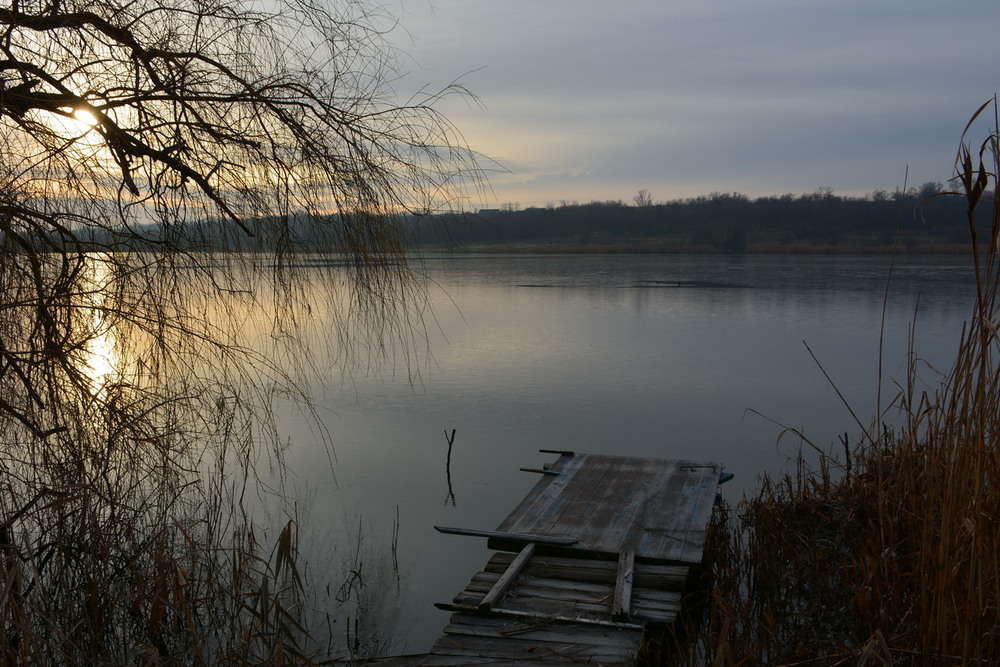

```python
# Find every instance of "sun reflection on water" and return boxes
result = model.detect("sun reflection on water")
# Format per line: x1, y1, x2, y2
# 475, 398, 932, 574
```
80, 257, 120, 391
84, 319, 117, 389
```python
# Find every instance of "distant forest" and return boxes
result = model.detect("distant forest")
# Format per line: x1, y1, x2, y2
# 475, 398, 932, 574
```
66, 183, 988, 255
411, 183, 989, 253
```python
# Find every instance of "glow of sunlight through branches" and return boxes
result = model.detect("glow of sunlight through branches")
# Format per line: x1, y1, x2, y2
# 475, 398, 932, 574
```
43, 106, 100, 139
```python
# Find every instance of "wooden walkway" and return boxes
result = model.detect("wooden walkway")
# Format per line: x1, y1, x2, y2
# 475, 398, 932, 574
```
415, 451, 728, 666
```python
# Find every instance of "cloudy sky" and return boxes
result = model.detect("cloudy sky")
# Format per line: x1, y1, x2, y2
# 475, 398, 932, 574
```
386, 0, 1000, 210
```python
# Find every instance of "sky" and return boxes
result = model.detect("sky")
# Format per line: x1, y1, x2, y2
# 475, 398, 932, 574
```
385, 0, 1000, 211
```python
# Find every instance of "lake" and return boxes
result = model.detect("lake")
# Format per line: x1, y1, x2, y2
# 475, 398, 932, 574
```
263, 253, 978, 656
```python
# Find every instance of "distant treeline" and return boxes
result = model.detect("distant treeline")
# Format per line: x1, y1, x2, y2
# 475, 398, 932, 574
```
44, 183, 987, 255
411, 184, 988, 253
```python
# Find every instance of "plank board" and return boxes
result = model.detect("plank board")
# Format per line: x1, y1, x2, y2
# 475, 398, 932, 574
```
417, 454, 725, 665
494, 454, 722, 563
612, 550, 635, 621
453, 569, 682, 625
420, 613, 641, 666
479, 543, 535, 611
482, 552, 689, 590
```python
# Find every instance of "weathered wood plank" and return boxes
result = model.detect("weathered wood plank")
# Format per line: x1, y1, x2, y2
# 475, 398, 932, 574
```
632, 603, 681, 620
515, 455, 648, 548
612, 550, 635, 622
420, 657, 545, 666
422, 658, 623, 666
633, 589, 684, 606
425, 639, 637, 665
493, 453, 582, 540
595, 457, 720, 562
457, 586, 674, 624
441, 613, 643, 646
435, 605, 643, 632
532, 456, 616, 541
430, 633, 637, 656
427, 640, 635, 665
420, 658, 604, 666
503, 582, 680, 621
633, 595, 683, 614
493, 596, 679, 625
483, 551, 689, 589
493, 453, 722, 562
455, 571, 681, 623
493, 598, 608, 619
423, 454, 723, 665
451, 582, 616, 616
588, 459, 668, 552
434, 526, 577, 547
502, 576, 614, 597
327, 657, 427, 666
624, 461, 721, 563
519, 467, 558, 475
419, 658, 503, 666
479, 542, 534, 611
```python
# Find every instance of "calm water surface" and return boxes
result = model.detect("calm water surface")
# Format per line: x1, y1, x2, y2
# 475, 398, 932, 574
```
272, 253, 977, 655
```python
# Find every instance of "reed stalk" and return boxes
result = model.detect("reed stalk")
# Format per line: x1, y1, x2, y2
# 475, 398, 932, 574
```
666, 102, 1000, 665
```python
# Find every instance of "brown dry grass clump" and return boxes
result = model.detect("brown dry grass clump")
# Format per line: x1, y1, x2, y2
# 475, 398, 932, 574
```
669, 102, 1000, 666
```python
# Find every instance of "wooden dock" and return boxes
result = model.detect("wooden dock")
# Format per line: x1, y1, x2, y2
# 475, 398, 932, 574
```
415, 451, 728, 666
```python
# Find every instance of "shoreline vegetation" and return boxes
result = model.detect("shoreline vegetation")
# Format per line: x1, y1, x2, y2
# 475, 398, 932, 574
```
641, 109, 1000, 665
437, 239, 977, 255
82, 185, 988, 256
413, 183, 989, 257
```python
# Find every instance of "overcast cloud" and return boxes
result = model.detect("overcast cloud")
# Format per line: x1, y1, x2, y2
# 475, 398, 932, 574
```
388, 0, 1000, 209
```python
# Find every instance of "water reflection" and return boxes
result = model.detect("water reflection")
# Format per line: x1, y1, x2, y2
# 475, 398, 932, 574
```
268, 253, 980, 653
79, 257, 120, 391
50, 252, 974, 656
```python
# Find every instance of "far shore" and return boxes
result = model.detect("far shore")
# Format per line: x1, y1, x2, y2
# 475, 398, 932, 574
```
426, 240, 976, 255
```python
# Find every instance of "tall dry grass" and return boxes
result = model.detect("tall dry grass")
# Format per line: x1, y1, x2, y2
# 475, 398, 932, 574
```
0, 253, 424, 664
667, 102, 1000, 665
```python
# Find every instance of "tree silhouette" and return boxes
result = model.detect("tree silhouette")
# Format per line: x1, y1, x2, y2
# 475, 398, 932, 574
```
0, 0, 479, 662
633, 188, 653, 207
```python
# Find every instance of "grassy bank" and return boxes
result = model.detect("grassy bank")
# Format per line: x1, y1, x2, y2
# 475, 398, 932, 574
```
647, 110, 1000, 664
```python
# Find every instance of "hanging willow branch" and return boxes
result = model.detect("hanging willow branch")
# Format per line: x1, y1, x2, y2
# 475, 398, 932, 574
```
0, 0, 483, 662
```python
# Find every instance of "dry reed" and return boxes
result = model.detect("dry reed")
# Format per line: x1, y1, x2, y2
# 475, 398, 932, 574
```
661, 102, 1000, 666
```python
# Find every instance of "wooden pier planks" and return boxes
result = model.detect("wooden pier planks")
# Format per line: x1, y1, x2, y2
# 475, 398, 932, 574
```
452, 552, 685, 626
483, 552, 689, 590
421, 613, 643, 666
493, 454, 722, 563
417, 453, 726, 666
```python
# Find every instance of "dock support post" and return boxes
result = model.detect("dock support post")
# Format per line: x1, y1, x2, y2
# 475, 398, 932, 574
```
612, 550, 635, 622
